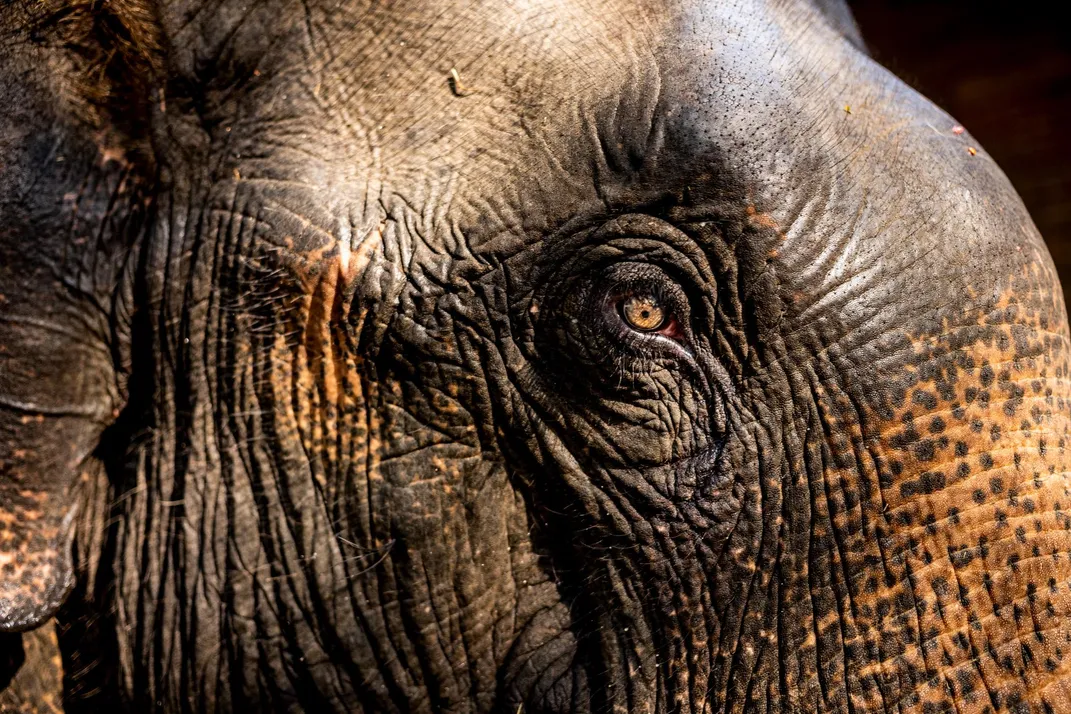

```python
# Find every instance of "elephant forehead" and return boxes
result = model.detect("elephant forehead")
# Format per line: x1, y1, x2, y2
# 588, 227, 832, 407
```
170, 0, 1052, 355
194, 0, 830, 203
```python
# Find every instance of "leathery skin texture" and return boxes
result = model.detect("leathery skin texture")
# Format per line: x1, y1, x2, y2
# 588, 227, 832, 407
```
2, 0, 1071, 712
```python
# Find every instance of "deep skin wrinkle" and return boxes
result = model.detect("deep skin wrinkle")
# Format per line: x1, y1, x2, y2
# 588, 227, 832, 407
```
2, 0, 1071, 712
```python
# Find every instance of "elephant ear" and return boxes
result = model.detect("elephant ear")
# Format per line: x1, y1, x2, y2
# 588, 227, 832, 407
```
0, 0, 158, 632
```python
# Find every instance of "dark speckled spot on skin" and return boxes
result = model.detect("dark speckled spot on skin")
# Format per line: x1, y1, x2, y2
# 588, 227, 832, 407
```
913, 390, 939, 410
900, 471, 946, 497
913, 439, 937, 461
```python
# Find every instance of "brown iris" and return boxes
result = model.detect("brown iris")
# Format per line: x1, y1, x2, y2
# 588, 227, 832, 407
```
621, 294, 667, 332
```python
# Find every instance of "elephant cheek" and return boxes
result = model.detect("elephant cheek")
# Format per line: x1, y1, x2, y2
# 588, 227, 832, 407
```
844, 290, 1071, 712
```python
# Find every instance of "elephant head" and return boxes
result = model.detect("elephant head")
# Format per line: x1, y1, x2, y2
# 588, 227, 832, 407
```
2, 0, 1070, 712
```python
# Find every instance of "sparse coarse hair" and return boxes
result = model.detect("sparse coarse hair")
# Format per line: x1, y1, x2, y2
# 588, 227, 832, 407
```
29, 0, 162, 138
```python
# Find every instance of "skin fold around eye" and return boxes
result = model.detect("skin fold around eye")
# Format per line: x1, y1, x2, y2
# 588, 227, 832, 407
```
531, 252, 705, 394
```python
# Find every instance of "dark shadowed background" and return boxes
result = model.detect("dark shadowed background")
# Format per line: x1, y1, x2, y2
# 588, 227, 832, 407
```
849, 0, 1071, 303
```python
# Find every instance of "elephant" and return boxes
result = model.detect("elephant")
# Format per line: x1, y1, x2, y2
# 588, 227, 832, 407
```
2, 0, 1070, 711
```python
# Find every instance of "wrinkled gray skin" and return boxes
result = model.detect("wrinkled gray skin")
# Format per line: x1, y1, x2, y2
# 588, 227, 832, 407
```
4, 0, 1071, 712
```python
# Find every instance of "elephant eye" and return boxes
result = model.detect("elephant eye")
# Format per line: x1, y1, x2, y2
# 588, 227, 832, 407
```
617, 292, 683, 341
598, 266, 689, 346
536, 260, 699, 382
620, 294, 666, 332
